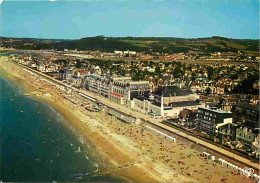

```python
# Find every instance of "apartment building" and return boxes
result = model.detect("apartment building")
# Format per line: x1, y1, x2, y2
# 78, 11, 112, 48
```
85, 74, 110, 98
196, 107, 233, 134
59, 69, 73, 80
110, 77, 131, 104
85, 74, 151, 105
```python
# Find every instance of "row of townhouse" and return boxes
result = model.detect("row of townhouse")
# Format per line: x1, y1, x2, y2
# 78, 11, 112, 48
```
190, 80, 237, 95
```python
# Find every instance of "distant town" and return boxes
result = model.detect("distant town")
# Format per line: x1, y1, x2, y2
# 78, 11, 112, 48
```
6, 39, 259, 163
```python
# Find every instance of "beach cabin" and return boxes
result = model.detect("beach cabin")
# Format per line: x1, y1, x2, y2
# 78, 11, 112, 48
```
231, 164, 235, 170
210, 155, 215, 161
218, 158, 224, 166
238, 168, 243, 174
255, 175, 260, 182
206, 153, 210, 158
227, 162, 232, 168
234, 166, 239, 171
222, 160, 227, 167
218, 158, 222, 163
202, 152, 210, 158
241, 169, 247, 176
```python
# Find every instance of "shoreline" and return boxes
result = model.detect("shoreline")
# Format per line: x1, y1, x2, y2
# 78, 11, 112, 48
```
0, 56, 257, 183
38, 96, 159, 183
0, 57, 163, 183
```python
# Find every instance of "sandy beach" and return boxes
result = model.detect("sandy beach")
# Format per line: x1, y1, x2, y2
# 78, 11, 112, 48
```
0, 56, 257, 183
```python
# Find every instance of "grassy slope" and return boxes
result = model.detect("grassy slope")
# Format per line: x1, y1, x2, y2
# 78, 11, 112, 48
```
1, 36, 259, 55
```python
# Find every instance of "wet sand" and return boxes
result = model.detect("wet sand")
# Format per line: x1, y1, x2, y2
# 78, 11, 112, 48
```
0, 57, 257, 183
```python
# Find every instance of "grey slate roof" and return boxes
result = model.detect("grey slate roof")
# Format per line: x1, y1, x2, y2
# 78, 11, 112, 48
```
154, 86, 194, 97
170, 101, 200, 107
235, 103, 259, 111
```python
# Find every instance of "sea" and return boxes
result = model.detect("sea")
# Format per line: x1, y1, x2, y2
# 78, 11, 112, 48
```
0, 64, 122, 182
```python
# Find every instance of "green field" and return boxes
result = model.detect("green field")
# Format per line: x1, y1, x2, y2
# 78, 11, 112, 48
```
1, 36, 259, 55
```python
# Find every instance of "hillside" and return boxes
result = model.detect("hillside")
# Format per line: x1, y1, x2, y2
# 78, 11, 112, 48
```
1, 36, 259, 55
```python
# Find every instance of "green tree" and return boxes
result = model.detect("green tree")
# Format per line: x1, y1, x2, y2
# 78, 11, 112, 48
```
149, 61, 154, 67
224, 86, 230, 94
155, 66, 162, 78
207, 66, 214, 80
75, 60, 82, 68
191, 72, 196, 81
205, 87, 212, 95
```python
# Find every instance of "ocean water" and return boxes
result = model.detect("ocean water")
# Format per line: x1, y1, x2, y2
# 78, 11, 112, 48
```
0, 74, 122, 182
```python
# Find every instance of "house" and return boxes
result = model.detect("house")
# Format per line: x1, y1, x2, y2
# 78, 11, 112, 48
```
179, 108, 198, 127
231, 103, 259, 127
123, 50, 137, 56
231, 103, 259, 151
68, 76, 82, 88
216, 123, 236, 143
114, 50, 124, 56
59, 69, 73, 80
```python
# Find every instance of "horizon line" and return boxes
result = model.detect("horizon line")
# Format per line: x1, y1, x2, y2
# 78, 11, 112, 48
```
1, 35, 259, 40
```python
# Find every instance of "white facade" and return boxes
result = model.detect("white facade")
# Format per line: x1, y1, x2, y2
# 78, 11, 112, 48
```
86, 74, 151, 105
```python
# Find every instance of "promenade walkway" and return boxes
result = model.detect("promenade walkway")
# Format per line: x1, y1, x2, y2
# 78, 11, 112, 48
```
15, 61, 259, 171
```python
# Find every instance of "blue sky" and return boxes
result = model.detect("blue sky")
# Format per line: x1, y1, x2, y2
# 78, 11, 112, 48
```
0, 0, 258, 39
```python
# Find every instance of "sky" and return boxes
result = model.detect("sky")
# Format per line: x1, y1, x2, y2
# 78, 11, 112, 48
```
0, 0, 258, 39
